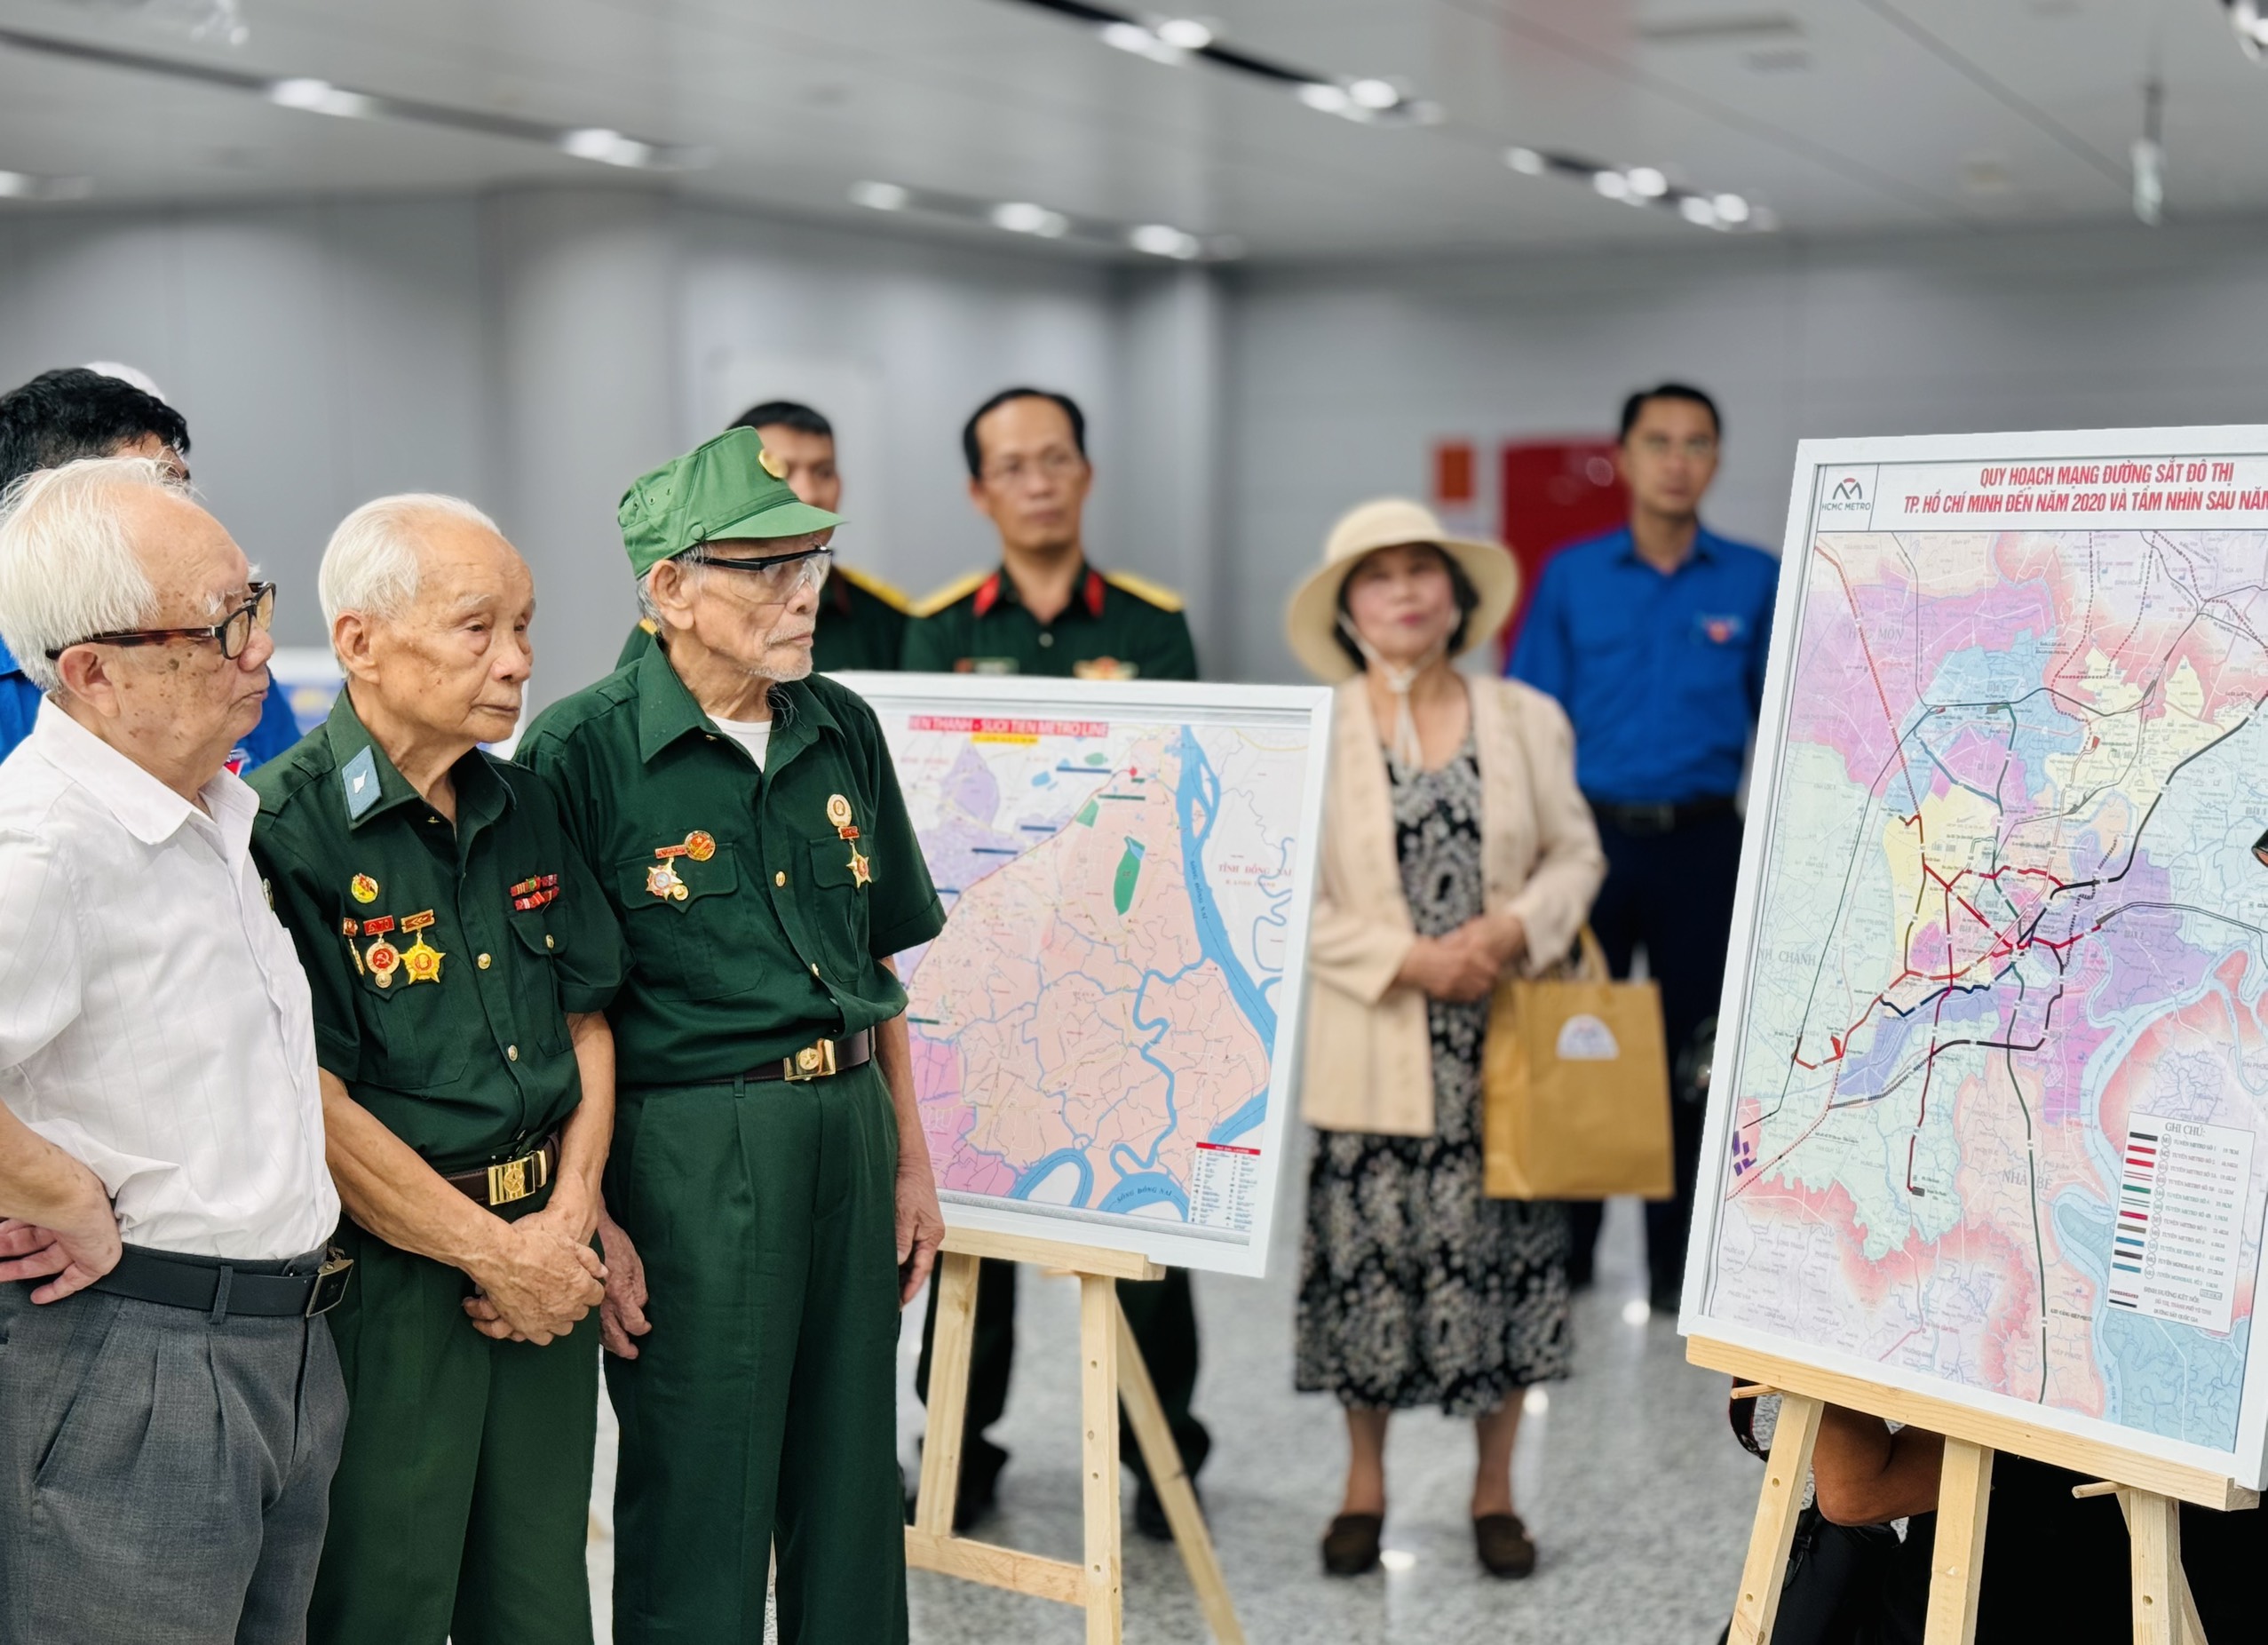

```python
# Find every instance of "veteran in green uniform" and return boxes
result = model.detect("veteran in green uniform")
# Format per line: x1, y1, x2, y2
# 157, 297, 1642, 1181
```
250, 494, 626, 1645
903, 385, 1210, 1540
520, 427, 946, 1645
616, 399, 909, 675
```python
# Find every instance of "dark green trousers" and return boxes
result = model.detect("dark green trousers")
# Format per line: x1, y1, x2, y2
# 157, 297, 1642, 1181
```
607, 1062, 906, 1645
308, 1215, 599, 1645
916, 1260, 1211, 1487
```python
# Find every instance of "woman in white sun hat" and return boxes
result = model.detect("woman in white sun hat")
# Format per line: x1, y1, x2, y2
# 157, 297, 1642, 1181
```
1287, 497, 1605, 1580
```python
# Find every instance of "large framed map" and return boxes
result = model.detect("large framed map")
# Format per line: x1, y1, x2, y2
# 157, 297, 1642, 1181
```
1684, 427, 2268, 1488
833, 672, 1332, 1278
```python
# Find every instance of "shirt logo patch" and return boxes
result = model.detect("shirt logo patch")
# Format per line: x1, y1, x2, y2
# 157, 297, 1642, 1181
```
341, 746, 381, 819
1698, 615, 1745, 646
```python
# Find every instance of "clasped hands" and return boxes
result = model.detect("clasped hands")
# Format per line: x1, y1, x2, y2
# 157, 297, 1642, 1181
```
1397, 910, 1528, 1004
460, 1189, 607, 1346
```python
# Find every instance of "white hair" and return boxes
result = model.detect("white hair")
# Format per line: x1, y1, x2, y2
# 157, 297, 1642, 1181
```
319, 493, 501, 632
635, 555, 707, 624
0, 457, 169, 695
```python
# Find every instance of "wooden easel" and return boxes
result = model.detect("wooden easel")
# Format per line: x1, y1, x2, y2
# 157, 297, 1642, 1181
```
1692, 1335, 2258, 1645
906, 1227, 1247, 1644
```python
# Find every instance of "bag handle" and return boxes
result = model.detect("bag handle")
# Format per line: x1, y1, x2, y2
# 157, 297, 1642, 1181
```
1570, 926, 1610, 982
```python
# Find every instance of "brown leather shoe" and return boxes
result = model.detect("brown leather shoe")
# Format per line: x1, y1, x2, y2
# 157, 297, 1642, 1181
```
1474, 1512, 1537, 1577
1320, 1512, 1384, 1576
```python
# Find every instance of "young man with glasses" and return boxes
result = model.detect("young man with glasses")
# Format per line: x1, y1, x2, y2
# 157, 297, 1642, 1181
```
903, 385, 1209, 1542
519, 427, 947, 1644
0, 366, 304, 771
1508, 382, 1781, 1312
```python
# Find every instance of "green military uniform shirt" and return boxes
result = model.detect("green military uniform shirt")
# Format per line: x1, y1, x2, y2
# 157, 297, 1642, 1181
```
517, 641, 945, 1086
901, 559, 1197, 679
250, 690, 627, 1172
615, 561, 910, 675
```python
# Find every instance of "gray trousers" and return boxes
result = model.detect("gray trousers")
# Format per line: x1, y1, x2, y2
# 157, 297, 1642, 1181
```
0, 1276, 347, 1645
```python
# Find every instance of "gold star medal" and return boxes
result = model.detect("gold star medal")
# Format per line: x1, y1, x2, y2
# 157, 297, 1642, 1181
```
398, 911, 444, 984
646, 862, 688, 902
848, 844, 872, 886
351, 873, 380, 904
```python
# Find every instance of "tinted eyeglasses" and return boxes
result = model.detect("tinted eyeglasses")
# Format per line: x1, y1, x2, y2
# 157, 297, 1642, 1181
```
47, 582, 276, 663
683, 544, 833, 598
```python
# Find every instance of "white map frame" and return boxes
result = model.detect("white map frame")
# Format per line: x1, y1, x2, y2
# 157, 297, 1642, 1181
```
1681, 424, 2268, 1490
836, 672, 1335, 1278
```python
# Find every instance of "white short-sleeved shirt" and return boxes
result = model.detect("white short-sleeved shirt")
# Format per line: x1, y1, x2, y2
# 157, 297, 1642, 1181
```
0, 702, 337, 1259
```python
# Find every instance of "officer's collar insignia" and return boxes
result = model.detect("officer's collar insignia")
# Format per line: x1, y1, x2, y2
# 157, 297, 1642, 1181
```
341, 746, 381, 820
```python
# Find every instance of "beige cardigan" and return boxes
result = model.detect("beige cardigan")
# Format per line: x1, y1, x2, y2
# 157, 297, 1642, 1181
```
1299, 675, 1606, 1136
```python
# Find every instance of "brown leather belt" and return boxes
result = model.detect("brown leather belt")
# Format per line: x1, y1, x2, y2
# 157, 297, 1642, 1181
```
444, 1132, 559, 1210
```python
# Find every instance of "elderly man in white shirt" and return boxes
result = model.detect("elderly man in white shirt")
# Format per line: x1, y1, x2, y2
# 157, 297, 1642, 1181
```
0, 456, 347, 1645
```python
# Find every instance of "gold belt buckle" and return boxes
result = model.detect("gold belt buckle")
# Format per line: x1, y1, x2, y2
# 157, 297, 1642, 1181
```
782, 1037, 838, 1083
485, 1142, 549, 1207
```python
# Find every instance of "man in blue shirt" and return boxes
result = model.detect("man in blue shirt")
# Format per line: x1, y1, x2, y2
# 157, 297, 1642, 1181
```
1510, 382, 1780, 1311
0, 368, 302, 773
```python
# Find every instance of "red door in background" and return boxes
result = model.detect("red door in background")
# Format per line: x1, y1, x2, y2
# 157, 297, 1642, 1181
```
1496, 439, 1628, 664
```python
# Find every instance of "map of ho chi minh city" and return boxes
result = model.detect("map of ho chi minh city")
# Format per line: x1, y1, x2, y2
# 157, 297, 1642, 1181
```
1694, 439, 2268, 1477
834, 675, 1330, 1277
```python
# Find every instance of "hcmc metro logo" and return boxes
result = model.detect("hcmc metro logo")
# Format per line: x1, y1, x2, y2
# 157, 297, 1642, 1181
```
1820, 471, 1872, 516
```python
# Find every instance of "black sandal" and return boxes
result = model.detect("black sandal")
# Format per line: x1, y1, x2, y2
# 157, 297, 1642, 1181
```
1321, 1512, 1384, 1576
1474, 1512, 1537, 1577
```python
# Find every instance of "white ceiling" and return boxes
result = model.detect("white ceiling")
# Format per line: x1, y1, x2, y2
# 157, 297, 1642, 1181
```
0, 0, 2264, 258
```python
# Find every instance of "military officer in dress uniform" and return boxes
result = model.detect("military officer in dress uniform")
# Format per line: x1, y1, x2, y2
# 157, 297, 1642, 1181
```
615, 400, 909, 674
519, 427, 947, 1645
903, 385, 1209, 1540
250, 494, 627, 1645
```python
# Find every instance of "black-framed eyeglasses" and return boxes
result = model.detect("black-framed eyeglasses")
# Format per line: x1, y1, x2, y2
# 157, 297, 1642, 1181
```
682, 544, 833, 597
47, 582, 276, 662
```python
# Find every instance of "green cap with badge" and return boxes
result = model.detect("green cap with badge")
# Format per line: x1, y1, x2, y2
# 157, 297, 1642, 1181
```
618, 426, 845, 576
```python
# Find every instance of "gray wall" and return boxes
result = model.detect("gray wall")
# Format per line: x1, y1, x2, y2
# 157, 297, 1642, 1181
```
8, 195, 2268, 693
1225, 219, 2268, 681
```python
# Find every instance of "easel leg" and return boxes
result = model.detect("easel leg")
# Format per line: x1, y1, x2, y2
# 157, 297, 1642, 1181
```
1114, 1298, 1244, 1644
914, 1252, 979, 1538
1727, 1392, 1823, 1645
2121, 1490, 2183, 1645
1080, 1275, 1124, 1645
1923, 1439, 1994, 1645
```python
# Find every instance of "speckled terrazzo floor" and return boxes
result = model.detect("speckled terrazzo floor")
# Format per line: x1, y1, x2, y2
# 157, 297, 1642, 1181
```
583, 1161, 1760, 1643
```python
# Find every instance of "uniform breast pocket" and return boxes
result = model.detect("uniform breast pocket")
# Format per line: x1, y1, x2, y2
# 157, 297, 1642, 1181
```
805, 837, 873, 976
353, 930, 471, 1092
615, 844, 765, 1002
509, 910, 572, 1055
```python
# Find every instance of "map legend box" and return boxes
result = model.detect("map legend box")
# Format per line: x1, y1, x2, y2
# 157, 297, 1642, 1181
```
2107, 1117, 2253, 1337
1188, 1141, 1261, 1235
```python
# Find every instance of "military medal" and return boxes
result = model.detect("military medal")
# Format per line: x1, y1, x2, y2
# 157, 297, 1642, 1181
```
826, 793, 869, 880
340, 918, 360, 938
509, 872, 559, 911
848, 844, 872, 886
646, 862, 688, 902
399, 911, 444, 984
351, 873, 380, 904
827, 794, 852, 828
683, 830, 716, 862
363, 915, 400, 988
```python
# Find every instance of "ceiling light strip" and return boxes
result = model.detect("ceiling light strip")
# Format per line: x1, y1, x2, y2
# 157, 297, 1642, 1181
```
1507, 146, 1772, 232
0, 25, 703, 171
851, 178, 1227, 261
999, 0, 1437, 123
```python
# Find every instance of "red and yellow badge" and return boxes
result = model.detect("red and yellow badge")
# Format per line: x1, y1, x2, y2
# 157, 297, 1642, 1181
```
1072, 656, 1139, 681
350, 873, 380, 904
646, 862, 688, 902
398, 911, 443, 984
683, 830, 717, 862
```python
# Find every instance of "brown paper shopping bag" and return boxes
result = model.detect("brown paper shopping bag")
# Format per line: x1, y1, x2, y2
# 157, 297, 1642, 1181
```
1482, 927, 1674, 1200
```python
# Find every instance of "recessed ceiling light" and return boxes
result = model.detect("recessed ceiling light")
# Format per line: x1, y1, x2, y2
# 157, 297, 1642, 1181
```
1346, 77, 1400, 109
991, 201, 1068, 237
1129, 223, 1202, 258
1679, 195, 1720, 226
1296, 82, 1351, 114
1713, 192, 1752, 224
1100, 21, 1186, 63
0, 169, 92, 201
848, 179, 911, 211
1505, 147, 1547, 175
1592, 170, 1630, 200
1154, 18, 1214, 50
2226, 0, 2267, 60
266, 76, 377, 118
559, 128, 655, 168
1626, 165, 1669, 197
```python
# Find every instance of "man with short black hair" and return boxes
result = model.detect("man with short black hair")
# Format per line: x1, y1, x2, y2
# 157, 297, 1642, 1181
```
616, 399, 909, 673
1509, 381, 1780, 1311
0, 366, 303, 768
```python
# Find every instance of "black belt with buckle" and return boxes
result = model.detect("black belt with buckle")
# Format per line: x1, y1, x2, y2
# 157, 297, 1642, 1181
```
443, 1131, 559, 1210
1587, 794, 1739, 837
623, 1029, 875, 1095
91, 1243, 353, 1320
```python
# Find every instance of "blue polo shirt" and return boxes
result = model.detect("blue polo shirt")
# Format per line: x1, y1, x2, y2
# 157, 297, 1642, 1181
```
0, 635, 305, 774
1509, 524, 1780, 805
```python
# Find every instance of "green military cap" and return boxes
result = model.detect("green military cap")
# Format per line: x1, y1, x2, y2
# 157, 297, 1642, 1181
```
619, 426, 845, 576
